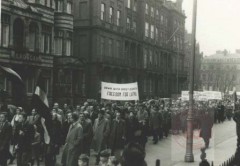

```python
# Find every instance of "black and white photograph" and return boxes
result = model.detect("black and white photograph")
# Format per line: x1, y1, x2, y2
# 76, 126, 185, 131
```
0, 0, 240, 165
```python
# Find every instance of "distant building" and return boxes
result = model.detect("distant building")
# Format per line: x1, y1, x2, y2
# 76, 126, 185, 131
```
73, 0, 187, 99
184, 32, 203, 90
201, 49, 240, 92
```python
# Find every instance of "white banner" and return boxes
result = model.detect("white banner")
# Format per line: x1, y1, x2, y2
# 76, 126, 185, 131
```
181, 91, 222, 101
101, 82, 139, 101
203, 91, 222, 100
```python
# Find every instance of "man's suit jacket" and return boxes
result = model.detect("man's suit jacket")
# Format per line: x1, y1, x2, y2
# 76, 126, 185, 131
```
0, 121, 12, 151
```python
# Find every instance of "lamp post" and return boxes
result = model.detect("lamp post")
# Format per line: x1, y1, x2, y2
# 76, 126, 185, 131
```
185, 0, 198, 162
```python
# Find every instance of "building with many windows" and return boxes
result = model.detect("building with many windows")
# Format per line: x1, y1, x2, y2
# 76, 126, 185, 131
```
201, 49, 240, 92
73, 0, 187, 99
0, 0, 85, 106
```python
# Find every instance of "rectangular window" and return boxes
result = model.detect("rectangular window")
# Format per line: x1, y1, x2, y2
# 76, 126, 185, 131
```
117, 10, 121, 26
127, 0, 131, 8
109, 7, 114, 24
127, 17, 130, 29
46, 0, 51, 7
41, 25, 51, 54
2, 24, 9, 47
1, 14, 10, 47
29, 32, 36, 51
156, 9, 159, 16
57, 0, 63, 12
145, 22, 149, 37
160, 15, 164, 24
116, 41, 120, 58
79, 2, 87, 19
65, 40, 71, 56
151, 7, 154, 17
67, 2, 72, 14
155, 28, 159, 41
133, 0, 137, 11
108, 39, 113, 56
143, 49, 147, 68
145, 3, 148, 15
149, 78, 152, 93
45, 78, 49, 95
65, 32, 72, 56
150, 25, 154, 39
101, 3, 106, 20
100, 36, 105, 56
26, 78, 34, 94
54, 30, 63, 56
149, 50, 153, 65
133, 21, 136, 32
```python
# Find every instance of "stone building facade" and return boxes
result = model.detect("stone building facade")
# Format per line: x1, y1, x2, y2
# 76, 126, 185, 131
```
0, 0, 85, 106
73, 0, 187, 99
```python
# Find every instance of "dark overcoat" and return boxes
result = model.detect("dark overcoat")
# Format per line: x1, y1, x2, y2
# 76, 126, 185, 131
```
61, 122, 83, 166
0, 122, 12, 164
108, 119, 126, 150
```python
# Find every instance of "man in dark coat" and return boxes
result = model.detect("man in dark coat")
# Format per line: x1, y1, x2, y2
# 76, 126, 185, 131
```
45, 112, 62, 166
149, 106, 162, 144
108, 110, 126, 160
125, 111, 139, 144
14, 113, 34, 166
200, 111, 214, 148
61, 112, 83, 166
0, 112, 12, 166
92, 109, 110, 165
62, 112, 72, 145
79, 112, 93, 156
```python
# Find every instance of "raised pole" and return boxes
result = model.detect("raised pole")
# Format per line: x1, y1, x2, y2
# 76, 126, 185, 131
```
185, 0, 198, 162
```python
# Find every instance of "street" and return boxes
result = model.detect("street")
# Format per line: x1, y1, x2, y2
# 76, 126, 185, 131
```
9, 120, 237, 166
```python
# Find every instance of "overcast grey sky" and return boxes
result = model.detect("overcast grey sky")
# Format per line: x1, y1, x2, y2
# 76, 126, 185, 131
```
182, 0, 240, 56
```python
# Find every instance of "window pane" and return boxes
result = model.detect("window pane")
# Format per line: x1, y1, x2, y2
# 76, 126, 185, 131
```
2, 24, 9, 47
101, 3, 105, 20
67, 2, 72, 14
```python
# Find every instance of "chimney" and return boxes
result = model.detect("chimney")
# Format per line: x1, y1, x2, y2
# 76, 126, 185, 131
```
236, 49, 240, 54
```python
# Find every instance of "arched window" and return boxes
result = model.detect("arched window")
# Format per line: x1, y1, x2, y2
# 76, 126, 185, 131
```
13, 18, 24, 51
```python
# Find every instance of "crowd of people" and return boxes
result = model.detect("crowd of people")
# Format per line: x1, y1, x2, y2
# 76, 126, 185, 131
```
0, 98, 235, 166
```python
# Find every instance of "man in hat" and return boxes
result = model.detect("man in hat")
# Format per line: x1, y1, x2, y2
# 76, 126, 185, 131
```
79, 112, 93, 156
13, 112, 35, 166
0, 112, 12, 166
199, 111, 214, 148
92, 108, 110, 165
78, 154, 89, 166
61, 112, 83, 166
99, 149, 111, 166
108, 110, 126, 160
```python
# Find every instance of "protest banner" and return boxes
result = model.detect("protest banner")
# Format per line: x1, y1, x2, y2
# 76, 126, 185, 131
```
101, 82, 139, 101
181, 91, 222, 101
203, 91, 222, 100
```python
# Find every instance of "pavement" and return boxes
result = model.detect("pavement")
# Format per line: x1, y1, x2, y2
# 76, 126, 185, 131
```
9, 120, 237, 166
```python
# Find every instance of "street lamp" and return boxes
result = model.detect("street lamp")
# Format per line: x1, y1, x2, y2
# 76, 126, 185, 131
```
185, 0, 198, 162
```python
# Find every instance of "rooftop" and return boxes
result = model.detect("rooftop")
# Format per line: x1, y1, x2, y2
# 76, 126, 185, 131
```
204, 50, 240, 60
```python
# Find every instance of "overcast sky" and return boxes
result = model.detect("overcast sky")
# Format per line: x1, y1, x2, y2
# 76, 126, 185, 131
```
182, 0, 240, 56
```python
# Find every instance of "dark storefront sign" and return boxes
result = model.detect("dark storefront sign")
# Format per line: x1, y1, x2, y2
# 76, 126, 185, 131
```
11, 52, 42, 62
